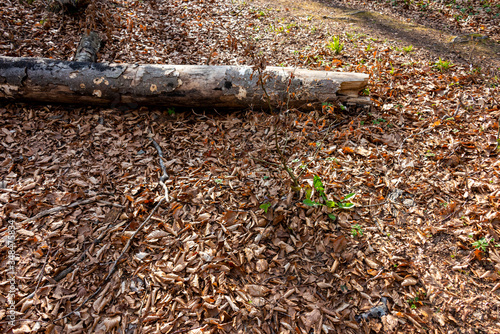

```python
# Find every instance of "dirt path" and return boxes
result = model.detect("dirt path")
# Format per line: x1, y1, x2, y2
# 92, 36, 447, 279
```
252, 0, 500, 71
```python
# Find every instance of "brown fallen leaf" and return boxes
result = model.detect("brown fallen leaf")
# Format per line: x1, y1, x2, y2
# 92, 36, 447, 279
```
244, 284, 270, 297
301, 308, 321, 333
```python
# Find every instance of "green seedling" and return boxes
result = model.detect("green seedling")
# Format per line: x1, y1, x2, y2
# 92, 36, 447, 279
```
434, 58, 453, 72
167, 107, 175, 115
303, 175, 355, 210
407, 296, 419, 309
472, 237, 489, 252
372, 118, 386, 125
326, 36, 343, 54
351, 224, 363, 238
260, 202, 271, 213
403, 45, 414, 53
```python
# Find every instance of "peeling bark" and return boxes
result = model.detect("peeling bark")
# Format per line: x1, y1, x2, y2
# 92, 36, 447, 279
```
73, 32, 101, 62
0, 56, 369, 109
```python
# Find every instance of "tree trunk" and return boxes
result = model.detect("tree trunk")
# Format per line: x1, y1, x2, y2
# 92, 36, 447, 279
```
0, 56, 369, 109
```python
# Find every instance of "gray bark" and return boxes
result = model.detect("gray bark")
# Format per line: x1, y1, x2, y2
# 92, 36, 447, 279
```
73, 32, 101, 63
0, 56, 369, 109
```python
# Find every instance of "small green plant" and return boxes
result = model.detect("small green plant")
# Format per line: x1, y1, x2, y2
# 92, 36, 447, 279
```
434, 57, 453, 72
351, 224, 363, 237
372, 118, 386, 125
472, 237, 489, 252
260, 202, 271, 213
303, 175, 355, 210
167, 107, 175, 115
403, 45, 414, 53
390, 64, 396, 75
407, 296, 419, 310
214, 178, 223, 185
322, 102, 333, 108
326, 36, 344, 54
361, 88, 370, 96
365, 44, 373, 52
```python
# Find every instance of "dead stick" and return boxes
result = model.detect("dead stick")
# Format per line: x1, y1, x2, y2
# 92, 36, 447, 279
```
105, 198, 164, 281
53, 198, 164, 323
21, 196, 102, 224
33, 249, 50, 296
149, 136, 170, 202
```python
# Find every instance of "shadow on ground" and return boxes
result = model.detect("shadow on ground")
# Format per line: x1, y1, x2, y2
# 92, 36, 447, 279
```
323, 7, 500, 71
258, 0, 500, 72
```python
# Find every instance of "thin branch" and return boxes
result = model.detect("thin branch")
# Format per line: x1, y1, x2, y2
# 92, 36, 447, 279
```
105, 198, 164, 281
250, 157, 281, 168
54, 133, 171, 323
149, 136, 170, 202
33, 249, 50, 296
21, 196, 102, 225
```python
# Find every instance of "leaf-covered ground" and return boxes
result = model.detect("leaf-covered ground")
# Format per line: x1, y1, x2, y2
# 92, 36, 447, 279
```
1, 0, 500, 333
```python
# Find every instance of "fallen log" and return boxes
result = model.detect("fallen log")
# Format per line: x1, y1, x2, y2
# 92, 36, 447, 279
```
0, 56, 369, 109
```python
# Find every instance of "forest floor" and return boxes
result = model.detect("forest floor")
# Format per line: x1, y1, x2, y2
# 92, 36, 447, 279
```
1, 0, 500, 333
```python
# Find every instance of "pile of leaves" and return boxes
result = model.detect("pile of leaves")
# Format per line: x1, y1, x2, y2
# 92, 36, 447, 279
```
1, 0, 500, 333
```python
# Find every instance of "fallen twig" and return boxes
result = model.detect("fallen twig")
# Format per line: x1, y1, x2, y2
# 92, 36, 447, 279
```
54, 192, 165, 323
441, 93, 464, 120
250, 156, 281, 168
21, 195, 102, 225
54, 135, 170, 324
149, 136, 170, 202
33, 248, 50, 296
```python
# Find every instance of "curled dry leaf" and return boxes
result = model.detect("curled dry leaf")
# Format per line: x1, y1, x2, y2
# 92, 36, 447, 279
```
146, 230, 170, 240
103, 315, 121, 331
256, 259, 268, 273
302, 308, 321, 333
401, 277, 418, 287
244, 284, 270, 297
